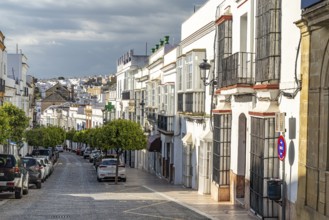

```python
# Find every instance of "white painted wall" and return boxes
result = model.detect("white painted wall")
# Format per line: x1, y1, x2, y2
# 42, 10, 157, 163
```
181, 0, 222, 40
278, 0, 302, 204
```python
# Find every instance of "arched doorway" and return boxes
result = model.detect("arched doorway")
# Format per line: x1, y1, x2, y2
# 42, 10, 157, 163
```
236, 113, 246, 202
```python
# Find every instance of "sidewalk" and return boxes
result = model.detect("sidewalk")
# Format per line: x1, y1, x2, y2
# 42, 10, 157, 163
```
126, 167, 259, 220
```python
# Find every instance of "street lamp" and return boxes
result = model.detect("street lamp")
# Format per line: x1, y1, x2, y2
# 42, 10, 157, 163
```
199, 59, 217, 86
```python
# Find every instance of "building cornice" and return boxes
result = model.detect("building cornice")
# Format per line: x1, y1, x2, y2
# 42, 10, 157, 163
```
161, 62, 176, 72
179, 21, 215, 51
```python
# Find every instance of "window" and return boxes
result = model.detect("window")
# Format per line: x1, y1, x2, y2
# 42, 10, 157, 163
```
177, 93, 183, 112
186, 54, 193, 89
250, 117, 279, 218
151, 83, 155, 107
185, 93, 193, 112
213, 114, 231, 185
168, 85, 174, 115
177, 59, 183, 91
255, 0, 281, 81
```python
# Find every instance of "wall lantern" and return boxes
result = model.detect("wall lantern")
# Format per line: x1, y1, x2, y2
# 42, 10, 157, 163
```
199, 59, 217, 86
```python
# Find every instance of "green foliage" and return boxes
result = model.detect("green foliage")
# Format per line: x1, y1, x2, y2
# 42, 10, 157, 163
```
25, 126, 65, 148
25, 128, 43, 147
66, 129, 76, 141
100, 119, 147, 155
0, 107, 10, 144
1, 103, 29, 143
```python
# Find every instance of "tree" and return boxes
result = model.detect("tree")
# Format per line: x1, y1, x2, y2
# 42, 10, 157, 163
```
100, 119, 147, 184
1, 103, 29, 143
25, 127, 43, 148
0, 107, 10, 144
25, 126, 65, 149
66, 129, 76, 150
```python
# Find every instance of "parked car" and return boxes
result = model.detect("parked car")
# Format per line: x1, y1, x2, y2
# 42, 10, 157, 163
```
31, 148, 54, 163
76, 146, 85, 156
55, 145, 64, 152
21, 157, 42, 189
0, 154, 29, 199
89, 150, 101, 163
96, 158, 126, 182
83, 148, 92, 159
44, 158, 54, 175
34, 158, 49, 181
94, 154, 116, 170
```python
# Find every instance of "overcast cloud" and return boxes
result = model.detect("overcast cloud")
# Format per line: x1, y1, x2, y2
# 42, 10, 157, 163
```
0, 0, 206, 79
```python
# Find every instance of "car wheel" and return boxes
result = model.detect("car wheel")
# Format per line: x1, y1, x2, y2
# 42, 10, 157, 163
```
15, 187, 22, 199
36, 182, 42, 189
97, 177, 102, 182
122, 178, 127, 182
23, 184, 29, 195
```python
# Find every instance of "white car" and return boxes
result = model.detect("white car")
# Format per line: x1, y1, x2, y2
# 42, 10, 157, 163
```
96, 158, 126, 182
55, 145, 64, 152
34, 158, 47, 182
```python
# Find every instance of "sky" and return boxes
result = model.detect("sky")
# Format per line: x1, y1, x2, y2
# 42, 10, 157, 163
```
0, 0, 206, 79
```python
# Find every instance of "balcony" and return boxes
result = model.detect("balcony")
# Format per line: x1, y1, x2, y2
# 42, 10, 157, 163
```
122, 90, 133, 100
146, 111, 157, 122
221, 52, 255, 88
157, 114, 174, 134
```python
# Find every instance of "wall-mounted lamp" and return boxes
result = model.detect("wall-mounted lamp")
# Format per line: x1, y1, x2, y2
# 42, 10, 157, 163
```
199, 59, 217, 86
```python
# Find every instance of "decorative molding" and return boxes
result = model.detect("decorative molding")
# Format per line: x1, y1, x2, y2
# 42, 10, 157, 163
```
237, 0, 249, 9
253, 84, 279, 90
212, 109, 232, 114
249, 111, 276, 117
216, 15, 232, 26
179, 22, 215, 51
161, 62, 176, 72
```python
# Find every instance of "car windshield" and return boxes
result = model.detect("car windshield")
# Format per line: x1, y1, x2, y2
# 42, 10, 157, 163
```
0, 154, 16, 168
22, 158, 37, 167
101, 160, 117, 166
32, 149, 50, 156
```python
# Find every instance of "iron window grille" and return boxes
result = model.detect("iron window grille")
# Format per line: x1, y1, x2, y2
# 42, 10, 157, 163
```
213, 114, 231, 185
250, 117, 280, 218
255, 0, 281, 82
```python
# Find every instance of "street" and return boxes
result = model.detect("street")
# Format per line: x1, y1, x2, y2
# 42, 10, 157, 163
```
0, 152, 210, 220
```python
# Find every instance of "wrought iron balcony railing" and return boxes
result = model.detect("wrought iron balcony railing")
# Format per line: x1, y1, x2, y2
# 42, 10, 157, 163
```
157, 115, 174, 133
221, 52, 255, 88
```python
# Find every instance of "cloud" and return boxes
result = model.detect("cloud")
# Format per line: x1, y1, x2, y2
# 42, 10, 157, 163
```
0, 0, 207, 78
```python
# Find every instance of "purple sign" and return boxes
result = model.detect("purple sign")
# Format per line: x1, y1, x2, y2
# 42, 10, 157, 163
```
277, 135, 286, 161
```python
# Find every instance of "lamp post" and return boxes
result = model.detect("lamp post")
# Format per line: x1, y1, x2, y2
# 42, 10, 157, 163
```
199, 59, 217, 116
199, 59, 217, 86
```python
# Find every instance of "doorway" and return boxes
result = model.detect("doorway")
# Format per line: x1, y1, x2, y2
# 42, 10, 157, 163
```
236, 113, 246, 203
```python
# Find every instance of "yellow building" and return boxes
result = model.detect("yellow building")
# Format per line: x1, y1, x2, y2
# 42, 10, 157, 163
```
296, 1, 329, 219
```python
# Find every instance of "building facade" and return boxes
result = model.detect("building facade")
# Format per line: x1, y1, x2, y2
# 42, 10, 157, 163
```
296, 0, 329, 219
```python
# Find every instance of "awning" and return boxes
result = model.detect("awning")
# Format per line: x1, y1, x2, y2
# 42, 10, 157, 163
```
147, 134, 161, 152
182, 132, 193, 145
200, 130, 213, 142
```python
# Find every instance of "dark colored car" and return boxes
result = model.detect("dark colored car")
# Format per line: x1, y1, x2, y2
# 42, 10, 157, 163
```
31, 148, 54, 163
21, 157, 42, 189
0, 154, 29, 199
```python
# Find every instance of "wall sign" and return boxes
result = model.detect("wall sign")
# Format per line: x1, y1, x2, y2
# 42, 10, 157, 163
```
277, 135, 286, 161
